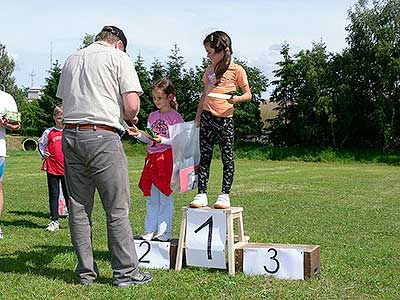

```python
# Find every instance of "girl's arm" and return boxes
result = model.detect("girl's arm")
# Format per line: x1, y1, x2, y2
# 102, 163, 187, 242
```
127, 122, 155, 145
38, 129, 50, 159
135, 132, 152, 144
227, 67, 252, 104
195, 86, 208, 126
227, 84, 252, 105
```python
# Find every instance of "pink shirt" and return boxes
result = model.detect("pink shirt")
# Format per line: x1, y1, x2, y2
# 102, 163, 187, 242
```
146, 109, 184, 154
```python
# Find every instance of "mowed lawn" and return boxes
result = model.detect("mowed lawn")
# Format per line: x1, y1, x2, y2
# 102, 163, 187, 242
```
0, 146, 399, 300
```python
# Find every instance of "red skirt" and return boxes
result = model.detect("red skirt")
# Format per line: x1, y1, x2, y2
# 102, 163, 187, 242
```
138, 149, 173, 197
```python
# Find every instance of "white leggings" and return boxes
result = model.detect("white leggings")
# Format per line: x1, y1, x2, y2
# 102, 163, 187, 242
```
144, 184, 174, 235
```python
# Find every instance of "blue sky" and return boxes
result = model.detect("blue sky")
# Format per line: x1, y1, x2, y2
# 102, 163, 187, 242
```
1, 0, 358, 90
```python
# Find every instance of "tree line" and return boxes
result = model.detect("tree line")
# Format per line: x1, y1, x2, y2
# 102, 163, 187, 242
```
2, 43, 267, 140
269, 0, 400, 150
2, 0, 399, 151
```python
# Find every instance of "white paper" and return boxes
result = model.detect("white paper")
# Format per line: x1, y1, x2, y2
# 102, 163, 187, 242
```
185, 209, 227, 269
207, 92, 231, 99
243, 247, 304, 280
134, 239, 170, 270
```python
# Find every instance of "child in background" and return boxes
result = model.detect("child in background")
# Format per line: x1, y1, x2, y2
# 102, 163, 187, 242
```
38, 105, 69, 232
128, 78, 184, 241
190, 30, 252, 209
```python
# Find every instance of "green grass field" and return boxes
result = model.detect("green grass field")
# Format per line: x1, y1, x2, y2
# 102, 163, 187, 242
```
0, 145, 399, 300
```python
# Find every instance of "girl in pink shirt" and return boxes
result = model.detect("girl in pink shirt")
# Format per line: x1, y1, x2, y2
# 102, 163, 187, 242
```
128, 79, 184, 241
190, 31, 252, 209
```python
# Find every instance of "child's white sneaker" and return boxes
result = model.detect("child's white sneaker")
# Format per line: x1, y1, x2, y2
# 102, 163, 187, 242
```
189, 193, 208, 208
46, 221, 59, 232
214, 194, 231, 209
0, 226, 3, 239
141, 232, 155, 241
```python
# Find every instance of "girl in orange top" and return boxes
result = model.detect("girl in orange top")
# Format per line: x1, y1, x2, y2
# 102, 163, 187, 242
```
190, 31, 252, 209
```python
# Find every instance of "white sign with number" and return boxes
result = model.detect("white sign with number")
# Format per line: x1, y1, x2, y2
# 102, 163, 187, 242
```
243, 247, 304, 280
186, 208, 226, 269
134, 239, 170, 270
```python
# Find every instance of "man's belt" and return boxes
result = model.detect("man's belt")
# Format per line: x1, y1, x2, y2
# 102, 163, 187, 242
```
64, 123, 117, 132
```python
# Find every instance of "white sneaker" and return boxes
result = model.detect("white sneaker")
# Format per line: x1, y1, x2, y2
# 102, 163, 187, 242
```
141, 232, 155, 241
214, 194, 231, 209
0, 226, 3, 239
46, 221, 59, 232
154, 232, 171, 242
189, 193, 208, 208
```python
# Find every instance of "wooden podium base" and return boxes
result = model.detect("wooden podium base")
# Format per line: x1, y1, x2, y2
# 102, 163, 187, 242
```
175, 206, 248, 275
236, 243, 320, 278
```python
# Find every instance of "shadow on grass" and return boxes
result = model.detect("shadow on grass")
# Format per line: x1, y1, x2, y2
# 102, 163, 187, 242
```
1, 219, 43, 229
9, 210, 49, 219
0, 245, 112, 285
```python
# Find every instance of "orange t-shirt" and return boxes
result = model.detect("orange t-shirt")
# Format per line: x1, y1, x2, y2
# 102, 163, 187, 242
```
202, 63, 249, 117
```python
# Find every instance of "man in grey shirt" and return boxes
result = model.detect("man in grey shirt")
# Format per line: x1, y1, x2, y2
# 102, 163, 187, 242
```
57, 25, 152, 287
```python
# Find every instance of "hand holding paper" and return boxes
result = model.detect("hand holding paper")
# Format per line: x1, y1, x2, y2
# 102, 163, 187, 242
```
128, 125, 161, 144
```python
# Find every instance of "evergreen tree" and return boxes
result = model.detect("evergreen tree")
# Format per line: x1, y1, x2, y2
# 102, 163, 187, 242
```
80, 33, 95, 49
134, 54, 154, 130
0, 43, 23, 99
233, 59, 268, 138
149, 58, 166, 83
38, 61, 62, 130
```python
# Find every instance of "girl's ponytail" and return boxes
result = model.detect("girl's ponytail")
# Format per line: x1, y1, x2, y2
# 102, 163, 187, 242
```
204, 31, 232, 83
170, 96, 178, 111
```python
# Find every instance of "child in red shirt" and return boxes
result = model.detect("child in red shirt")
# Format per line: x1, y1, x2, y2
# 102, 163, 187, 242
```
128, 79, 184, 241
38, 105, 69, 232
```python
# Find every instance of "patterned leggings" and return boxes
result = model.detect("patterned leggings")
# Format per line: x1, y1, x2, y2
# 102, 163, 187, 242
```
198, 111, 235, 194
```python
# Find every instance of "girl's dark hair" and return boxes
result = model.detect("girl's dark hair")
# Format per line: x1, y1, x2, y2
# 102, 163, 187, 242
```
203, 31, 232, 83
153, 78, 178, 111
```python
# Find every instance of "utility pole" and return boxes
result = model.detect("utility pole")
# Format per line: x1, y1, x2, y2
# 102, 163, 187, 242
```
29, 70, 36, 87
50, 41, 53, 69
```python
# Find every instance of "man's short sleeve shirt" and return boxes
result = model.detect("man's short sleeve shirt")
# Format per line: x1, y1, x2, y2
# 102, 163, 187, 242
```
57, 41, 143, 132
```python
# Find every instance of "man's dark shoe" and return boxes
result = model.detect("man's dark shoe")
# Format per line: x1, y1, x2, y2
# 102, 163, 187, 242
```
114, 271, 153, 288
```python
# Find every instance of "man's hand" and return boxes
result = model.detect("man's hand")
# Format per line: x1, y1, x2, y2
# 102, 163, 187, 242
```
1, 116, 20, 130
127, 125, 140, 137
0, 117, 7, 126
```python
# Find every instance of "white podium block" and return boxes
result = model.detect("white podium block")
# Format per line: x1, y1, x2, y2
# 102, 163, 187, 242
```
237, 243, 320, 279
134, 239, 171, 270
243, 247, 304, 280
186, 208, 227, 269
